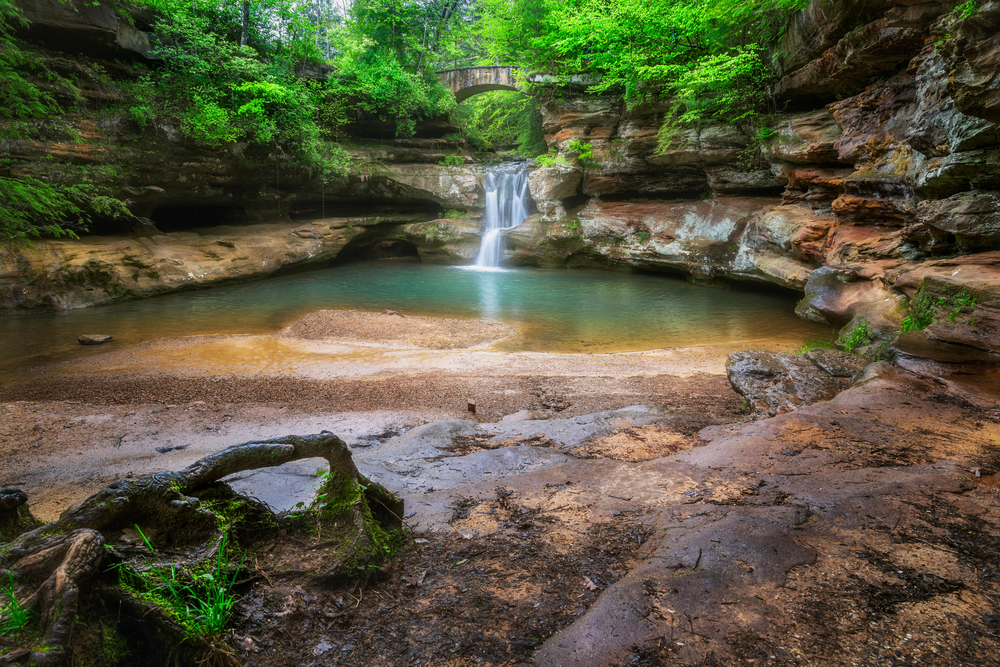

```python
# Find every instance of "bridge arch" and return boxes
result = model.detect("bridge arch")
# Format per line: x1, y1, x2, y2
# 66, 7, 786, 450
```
437, 66, 525, 103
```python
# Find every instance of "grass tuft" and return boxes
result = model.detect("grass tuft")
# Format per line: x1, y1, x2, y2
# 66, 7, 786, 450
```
0, 572, 33, 635
119, 525, 243, 637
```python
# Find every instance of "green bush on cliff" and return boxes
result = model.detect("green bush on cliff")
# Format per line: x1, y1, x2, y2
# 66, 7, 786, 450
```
900, 288, 980, 333
0, 0, 67, 123
839, 320, 874, 354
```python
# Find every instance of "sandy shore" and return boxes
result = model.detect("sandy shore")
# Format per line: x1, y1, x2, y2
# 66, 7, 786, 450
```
0, 310, 755, 519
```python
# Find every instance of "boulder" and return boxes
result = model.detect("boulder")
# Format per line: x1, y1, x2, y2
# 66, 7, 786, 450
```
378, 165, 482, 209
505, 214, 591, 268
528, 166, 582, 214
892, 329, 1000, 364
925, 300, 1000, 353
948, 3, 1000, 124
916, 191, 1000, 247
805, 346, 869, 377
400, 218, 481, 263
726, 350, 863, 416
796, 266, 904, 328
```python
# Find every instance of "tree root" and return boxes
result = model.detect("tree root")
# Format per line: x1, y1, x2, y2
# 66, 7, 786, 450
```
0, 433, 402, 666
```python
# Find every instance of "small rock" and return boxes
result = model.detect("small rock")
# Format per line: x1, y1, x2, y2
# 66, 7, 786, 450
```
216, 240, 236, 248
500, 410, 537, 422
78, 334, 113, 345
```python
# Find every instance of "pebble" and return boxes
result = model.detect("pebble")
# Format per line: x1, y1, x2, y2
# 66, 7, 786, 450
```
78, 334, 113, 345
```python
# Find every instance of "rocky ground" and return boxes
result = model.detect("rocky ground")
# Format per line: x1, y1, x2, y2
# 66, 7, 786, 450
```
2, 312, 999, 666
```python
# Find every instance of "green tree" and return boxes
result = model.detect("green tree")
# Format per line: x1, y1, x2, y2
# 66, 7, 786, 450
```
475, 0, 809, 125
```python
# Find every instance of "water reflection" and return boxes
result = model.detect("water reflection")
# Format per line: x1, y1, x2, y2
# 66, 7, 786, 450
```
0, 262, 832, 373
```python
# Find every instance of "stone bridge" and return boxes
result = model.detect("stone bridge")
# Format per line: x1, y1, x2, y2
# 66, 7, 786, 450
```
437, 67, 525, 103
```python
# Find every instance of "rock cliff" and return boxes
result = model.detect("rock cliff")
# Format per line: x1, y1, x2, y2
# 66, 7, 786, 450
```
509, 0, 1000, 341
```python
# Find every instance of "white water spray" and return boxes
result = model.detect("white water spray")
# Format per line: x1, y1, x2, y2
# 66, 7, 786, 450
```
469, 164, 531, 270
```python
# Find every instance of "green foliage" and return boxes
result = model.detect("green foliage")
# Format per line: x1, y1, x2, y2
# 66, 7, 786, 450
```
0, 0, 72, 122
0, 0, 134, 241
839, 320, 874, 354
757, 126, 778, 143
117, 526, 243, 638
794, 336, 836, 354
534, 152, 569, 167
477, 0, 809, 139
0, 177, 132, 243
454, 90, 546, 156
957, 0, 982, 17
324, 37, 455, 137
1, 572, 33, 635
438, 155, 465, 166
567, 139, 600, 169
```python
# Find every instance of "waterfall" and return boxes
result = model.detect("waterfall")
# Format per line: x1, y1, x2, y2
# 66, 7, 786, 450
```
469, 164, 530, 270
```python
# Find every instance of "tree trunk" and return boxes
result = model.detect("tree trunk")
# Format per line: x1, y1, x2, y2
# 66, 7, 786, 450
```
240, 0, 250, 47
0, 433, 402, 667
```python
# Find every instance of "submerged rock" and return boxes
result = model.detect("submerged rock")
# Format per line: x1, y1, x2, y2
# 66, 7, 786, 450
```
77, 334, 113, 345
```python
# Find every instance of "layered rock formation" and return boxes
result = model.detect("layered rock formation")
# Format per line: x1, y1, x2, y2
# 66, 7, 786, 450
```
508, 0, 1000, 340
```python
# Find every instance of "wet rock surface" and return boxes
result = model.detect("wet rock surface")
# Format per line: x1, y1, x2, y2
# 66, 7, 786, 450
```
726, 348, 867, 416
227, 363, 999, 667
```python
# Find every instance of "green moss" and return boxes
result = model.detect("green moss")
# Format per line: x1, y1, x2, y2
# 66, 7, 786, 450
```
900, 288, 979, 333
839, 320, 874, 354
65, 259, 115, 287
0, 503, 42, 544
119, 254, 151, 270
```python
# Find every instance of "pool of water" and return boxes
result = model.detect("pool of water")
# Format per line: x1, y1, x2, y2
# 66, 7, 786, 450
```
1, 262, 831, 373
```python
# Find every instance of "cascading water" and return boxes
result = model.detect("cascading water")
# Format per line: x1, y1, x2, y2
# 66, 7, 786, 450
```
469, 164, 531, 270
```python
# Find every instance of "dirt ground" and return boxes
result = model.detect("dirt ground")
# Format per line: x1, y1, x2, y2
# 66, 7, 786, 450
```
2, 311, 1000, 666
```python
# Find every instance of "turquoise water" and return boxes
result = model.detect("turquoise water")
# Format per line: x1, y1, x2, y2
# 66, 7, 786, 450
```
1, 262, 830, 372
